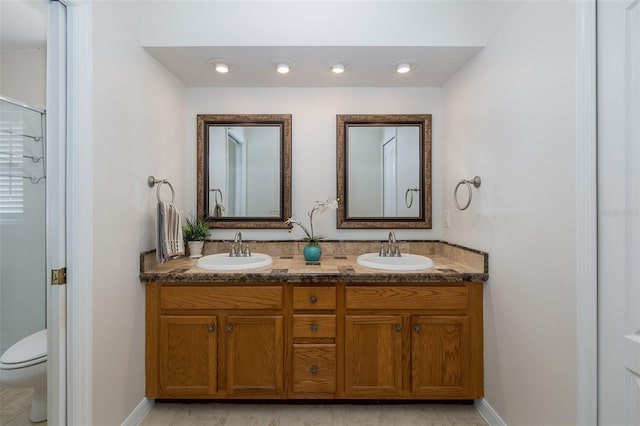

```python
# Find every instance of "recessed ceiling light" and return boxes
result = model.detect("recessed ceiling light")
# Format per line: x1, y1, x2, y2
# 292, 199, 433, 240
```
207, 59, 231, 74
215, 63, 230, 73
331, 63, 345, 74
396, 63, 412, 74
276, 63, 290, 74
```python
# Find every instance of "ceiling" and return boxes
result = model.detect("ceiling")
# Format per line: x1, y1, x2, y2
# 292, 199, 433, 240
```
0, 0, 483, 87
145, 45, 482, 87
0, 0, 47, 49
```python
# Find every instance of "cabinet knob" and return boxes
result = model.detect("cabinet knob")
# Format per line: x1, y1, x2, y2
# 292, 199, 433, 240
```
395, 324, 402, 332
310, 323, 319, 332
208, 324, 215, 332
310, 365, 319, 374
309, 295, 317, 304
226, 324, 234, 333
414, 324, 421, 333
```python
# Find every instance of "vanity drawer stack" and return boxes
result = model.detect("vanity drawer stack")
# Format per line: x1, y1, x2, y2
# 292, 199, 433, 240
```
290, 285, 337, 397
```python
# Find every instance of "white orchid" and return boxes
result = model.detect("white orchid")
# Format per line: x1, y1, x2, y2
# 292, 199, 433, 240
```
286, 197, 340, 244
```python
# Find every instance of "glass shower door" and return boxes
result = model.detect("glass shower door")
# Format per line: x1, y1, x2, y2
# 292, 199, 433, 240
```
0, 97, 47, 356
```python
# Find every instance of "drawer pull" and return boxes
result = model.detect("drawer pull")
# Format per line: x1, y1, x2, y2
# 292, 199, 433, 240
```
395, 324, 402, 332
310, 295, 317, 304
310, 323, 319, 332
310, 365, 319, 374
414, 324, 421, 333
226, 324, 234, 333
208, 324, 216, 332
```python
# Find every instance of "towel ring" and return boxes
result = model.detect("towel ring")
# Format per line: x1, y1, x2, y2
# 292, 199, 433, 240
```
454, 176, 481, 211
148, 175, 175, 203
404, 188, 419, 208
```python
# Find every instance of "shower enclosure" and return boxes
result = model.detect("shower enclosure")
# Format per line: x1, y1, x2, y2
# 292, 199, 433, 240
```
0, 96, 47, 355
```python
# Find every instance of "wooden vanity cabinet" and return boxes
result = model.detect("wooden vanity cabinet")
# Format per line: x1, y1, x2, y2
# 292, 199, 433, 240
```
146, 284, 284, 399
344, 284, 483, 399
146, 281, 483, 400
158, 315, 217, 397
225, 315, 284, 396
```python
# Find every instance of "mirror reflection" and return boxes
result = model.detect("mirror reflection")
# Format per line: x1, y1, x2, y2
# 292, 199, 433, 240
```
348, 126, 420, 218
337, 114, 432, 229
197, 114, 291, 228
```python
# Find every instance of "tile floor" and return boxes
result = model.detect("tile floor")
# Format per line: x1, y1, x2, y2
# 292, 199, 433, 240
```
0, 388, 489, 426
140, 401, 488, 426
0, 388, 46, 426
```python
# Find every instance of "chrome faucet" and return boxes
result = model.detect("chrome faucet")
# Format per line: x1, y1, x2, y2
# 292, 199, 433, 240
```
379, 232, 401, 257
229, 231, 251, 257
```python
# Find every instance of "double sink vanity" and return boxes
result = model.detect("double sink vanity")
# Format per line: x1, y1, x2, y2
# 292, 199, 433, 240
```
141, 240, 488, 401
142, 113, 487, 401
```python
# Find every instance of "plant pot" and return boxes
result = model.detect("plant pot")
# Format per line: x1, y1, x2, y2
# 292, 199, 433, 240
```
187, 240, 204, 258
303, 243, 322, 262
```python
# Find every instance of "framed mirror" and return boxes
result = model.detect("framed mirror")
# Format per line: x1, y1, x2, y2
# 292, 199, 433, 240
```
337, 114, 432, 228
197, 114, 292, 228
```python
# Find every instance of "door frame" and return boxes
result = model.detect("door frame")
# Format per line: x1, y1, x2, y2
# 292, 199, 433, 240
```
57, 0, 94, 424
46, 2, 68, 423
576, 1, 598, 425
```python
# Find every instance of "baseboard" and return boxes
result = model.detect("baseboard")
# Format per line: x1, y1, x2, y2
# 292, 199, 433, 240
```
121, 398, 154, 426
475, 399, 507, 426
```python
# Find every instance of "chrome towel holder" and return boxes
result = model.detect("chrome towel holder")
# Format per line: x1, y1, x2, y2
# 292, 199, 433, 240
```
454, 176, 481, 211
148, 175, 175, 203
405, 188, 419, 208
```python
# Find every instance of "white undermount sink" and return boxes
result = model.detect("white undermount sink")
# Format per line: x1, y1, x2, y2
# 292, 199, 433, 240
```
356, 252, 435, 271
195, 253, 273, 271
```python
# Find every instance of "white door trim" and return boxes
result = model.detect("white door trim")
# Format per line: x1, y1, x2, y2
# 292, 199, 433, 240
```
575, 1, 598, 425
61, 0, 94, 424
46, 2, 67, 424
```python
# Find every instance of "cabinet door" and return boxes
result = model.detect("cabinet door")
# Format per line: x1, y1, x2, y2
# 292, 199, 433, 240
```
344, 315, 403, 397
411, 316, 470, 398
159, 316, 217, 396
225, 315, 284, 396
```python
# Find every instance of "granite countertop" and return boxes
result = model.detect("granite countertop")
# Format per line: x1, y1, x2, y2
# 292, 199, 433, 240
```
140, 240, 489, 284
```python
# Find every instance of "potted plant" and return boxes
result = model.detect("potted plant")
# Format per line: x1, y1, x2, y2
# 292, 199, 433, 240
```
285, 197, 339, 262
182, 215, 209, 258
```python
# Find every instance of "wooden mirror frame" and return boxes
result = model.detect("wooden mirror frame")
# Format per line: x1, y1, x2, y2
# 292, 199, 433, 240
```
197, 114, 292, 229
336, 114, 432, 229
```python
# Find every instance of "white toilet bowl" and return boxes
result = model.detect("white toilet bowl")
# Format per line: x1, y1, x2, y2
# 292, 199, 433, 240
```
0, 329, 47, 423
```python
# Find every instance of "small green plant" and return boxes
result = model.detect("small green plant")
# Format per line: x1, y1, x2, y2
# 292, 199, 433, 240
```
182, 215, 209, 241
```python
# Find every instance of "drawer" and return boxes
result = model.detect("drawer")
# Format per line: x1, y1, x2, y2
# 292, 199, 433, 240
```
293, 287, 336, 310
161, 286, 282, 310
293, 315, 336, 338
345, 286, 469, 310
292, 344, 336, 393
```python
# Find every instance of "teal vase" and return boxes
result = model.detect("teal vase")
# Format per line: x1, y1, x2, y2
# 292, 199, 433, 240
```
303, 243, 322, 262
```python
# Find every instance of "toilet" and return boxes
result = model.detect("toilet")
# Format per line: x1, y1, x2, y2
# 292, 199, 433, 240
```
0, 329, 47, 423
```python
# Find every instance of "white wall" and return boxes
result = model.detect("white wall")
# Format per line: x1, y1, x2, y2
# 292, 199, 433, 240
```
141, 1, 486, 48
186, 87, 443, 242
441, 2, 577, 425
90, 2, 187, 424
246, 126, 280, 216
0, 49, 46, 108
349, 126, 383, 216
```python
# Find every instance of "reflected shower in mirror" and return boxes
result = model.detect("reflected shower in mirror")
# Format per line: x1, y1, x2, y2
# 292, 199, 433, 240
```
337, 114, 432, 229
197, 114, 291, 228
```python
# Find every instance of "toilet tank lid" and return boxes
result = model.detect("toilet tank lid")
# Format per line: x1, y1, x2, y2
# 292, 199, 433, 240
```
1, 329, 47, 364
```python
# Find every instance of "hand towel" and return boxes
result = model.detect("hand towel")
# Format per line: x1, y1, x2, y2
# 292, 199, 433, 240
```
213, 202, 226, 217
156, 201, 185, 263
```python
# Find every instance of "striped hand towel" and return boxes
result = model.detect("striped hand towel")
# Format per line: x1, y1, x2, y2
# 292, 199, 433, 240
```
156, 201, 185, 263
